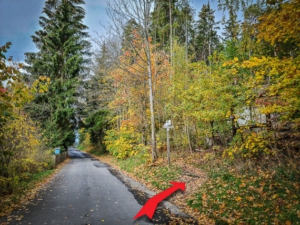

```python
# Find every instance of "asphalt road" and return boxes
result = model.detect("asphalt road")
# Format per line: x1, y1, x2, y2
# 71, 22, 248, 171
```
0, 148, 196, 225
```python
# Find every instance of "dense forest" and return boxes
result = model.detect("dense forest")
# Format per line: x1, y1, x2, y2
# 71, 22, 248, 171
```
1, 0, 299, 223
81, 0, 299, 161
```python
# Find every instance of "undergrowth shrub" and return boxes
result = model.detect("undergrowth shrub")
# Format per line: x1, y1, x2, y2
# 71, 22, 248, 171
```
105, 122, 149, 159
223, 128, 274, 159
0, 112, 53, 196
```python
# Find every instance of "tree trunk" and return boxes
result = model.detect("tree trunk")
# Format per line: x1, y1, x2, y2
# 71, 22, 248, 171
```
169, 0, 173, 67
186, 123, 193, 154
148, 64, 157, 161
231, 108, 236, 138
210, 120, 214, 146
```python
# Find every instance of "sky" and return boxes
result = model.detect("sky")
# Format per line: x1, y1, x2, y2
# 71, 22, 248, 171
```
0, 0, 224, 63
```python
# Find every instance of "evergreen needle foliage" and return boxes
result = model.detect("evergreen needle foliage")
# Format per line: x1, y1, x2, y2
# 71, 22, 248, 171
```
25, 0, 91, 150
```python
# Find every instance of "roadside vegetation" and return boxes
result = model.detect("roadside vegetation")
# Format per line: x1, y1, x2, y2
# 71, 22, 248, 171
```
0, 43, 55, 215
79, 0, 300, 224
88, 149, 300, 224
188, 156, 300, 224
1, 0, 90, 215
1, 0, 299, 224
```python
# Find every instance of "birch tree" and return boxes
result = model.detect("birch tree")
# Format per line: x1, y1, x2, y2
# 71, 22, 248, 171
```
103, 0, 158, 161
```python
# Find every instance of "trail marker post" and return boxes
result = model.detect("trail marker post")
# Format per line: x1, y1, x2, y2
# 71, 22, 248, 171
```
163, 120, 174, 166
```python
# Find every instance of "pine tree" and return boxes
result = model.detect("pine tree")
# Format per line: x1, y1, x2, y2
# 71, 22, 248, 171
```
80, 42, 113, 151
25, 0, 91, 151
194, 2, 221, 63
222, 5, 239, 41
151, 0, 194, 49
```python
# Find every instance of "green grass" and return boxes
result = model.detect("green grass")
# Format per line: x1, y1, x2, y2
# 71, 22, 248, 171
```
146, 165, 182, 190
77, 145, 85, 151
187, 161, 300, 225
0, 169, 55, 215
30, 169, 54, 183
89, 148, 107, 157
117, 154, 147, 173
113, 154, 182, 190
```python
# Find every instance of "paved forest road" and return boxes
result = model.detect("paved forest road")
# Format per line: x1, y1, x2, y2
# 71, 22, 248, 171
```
0, 148, 193, 225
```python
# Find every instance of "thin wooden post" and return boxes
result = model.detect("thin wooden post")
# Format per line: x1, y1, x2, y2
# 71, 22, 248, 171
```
163, 120, 173, 166
167, 128, 170, 166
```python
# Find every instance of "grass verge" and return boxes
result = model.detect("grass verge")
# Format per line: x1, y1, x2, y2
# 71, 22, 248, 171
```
99, 153, 182, 190
90, 147, 300, 225
187, 157, 300, 225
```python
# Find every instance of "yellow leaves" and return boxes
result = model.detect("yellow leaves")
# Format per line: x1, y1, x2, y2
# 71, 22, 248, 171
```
224, 130, 274, 159
257, 0, 300, 46
0, 46, 49, 124
239, 183, 246, 188
202, 193, 208, 207
231, 68, 238, 75
253, 203, 264, 208
235, 196, 242, 202
219, 203, 225, 209
246, 196, 254, 202
104, 122, 143, 159
222, 62, 229, 67
31, 76, 50, 94
272, 194, 279, 199
1, 109, 46, 169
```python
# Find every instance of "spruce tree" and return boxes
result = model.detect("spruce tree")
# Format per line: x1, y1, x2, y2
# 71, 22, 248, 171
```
80, 42, 113, 151
151, 0, 194, 48
220, 4, 240, 60
25, 0, 91, 151
194, 2, 220, 63
222, 5, 240, 41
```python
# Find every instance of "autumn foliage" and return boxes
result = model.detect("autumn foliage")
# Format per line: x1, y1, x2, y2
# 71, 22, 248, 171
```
0, 43, 52, 197
87, 0, 300, 223
86, 0, 300, 163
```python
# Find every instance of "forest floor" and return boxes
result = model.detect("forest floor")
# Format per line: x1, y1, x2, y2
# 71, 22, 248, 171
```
92, 149, 300, 225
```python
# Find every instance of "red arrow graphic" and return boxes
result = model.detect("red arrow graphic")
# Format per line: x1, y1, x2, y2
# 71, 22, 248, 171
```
133, 182, 185, 220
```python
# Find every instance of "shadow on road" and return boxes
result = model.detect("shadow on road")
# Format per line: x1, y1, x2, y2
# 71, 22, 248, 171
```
67, 147, 92, 158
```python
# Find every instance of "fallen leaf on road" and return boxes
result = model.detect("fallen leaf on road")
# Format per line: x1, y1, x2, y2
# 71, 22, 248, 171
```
15, 215, 24, 221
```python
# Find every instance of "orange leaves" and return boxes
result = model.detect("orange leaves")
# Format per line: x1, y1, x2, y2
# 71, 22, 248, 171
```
235, 196, 242, 202
124, 50, 130, 57
108, 33, 171, 143
201, 193, 208, 207
0, 43, 52, 198
188, 164, 300, 224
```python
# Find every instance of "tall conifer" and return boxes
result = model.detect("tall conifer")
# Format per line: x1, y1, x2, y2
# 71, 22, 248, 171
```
194, 2, 220, 63
25, 0, 91, 150
151, 0, 194, 48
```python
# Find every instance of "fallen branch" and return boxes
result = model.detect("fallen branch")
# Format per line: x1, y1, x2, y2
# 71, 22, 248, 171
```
182, 172, 206, 178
